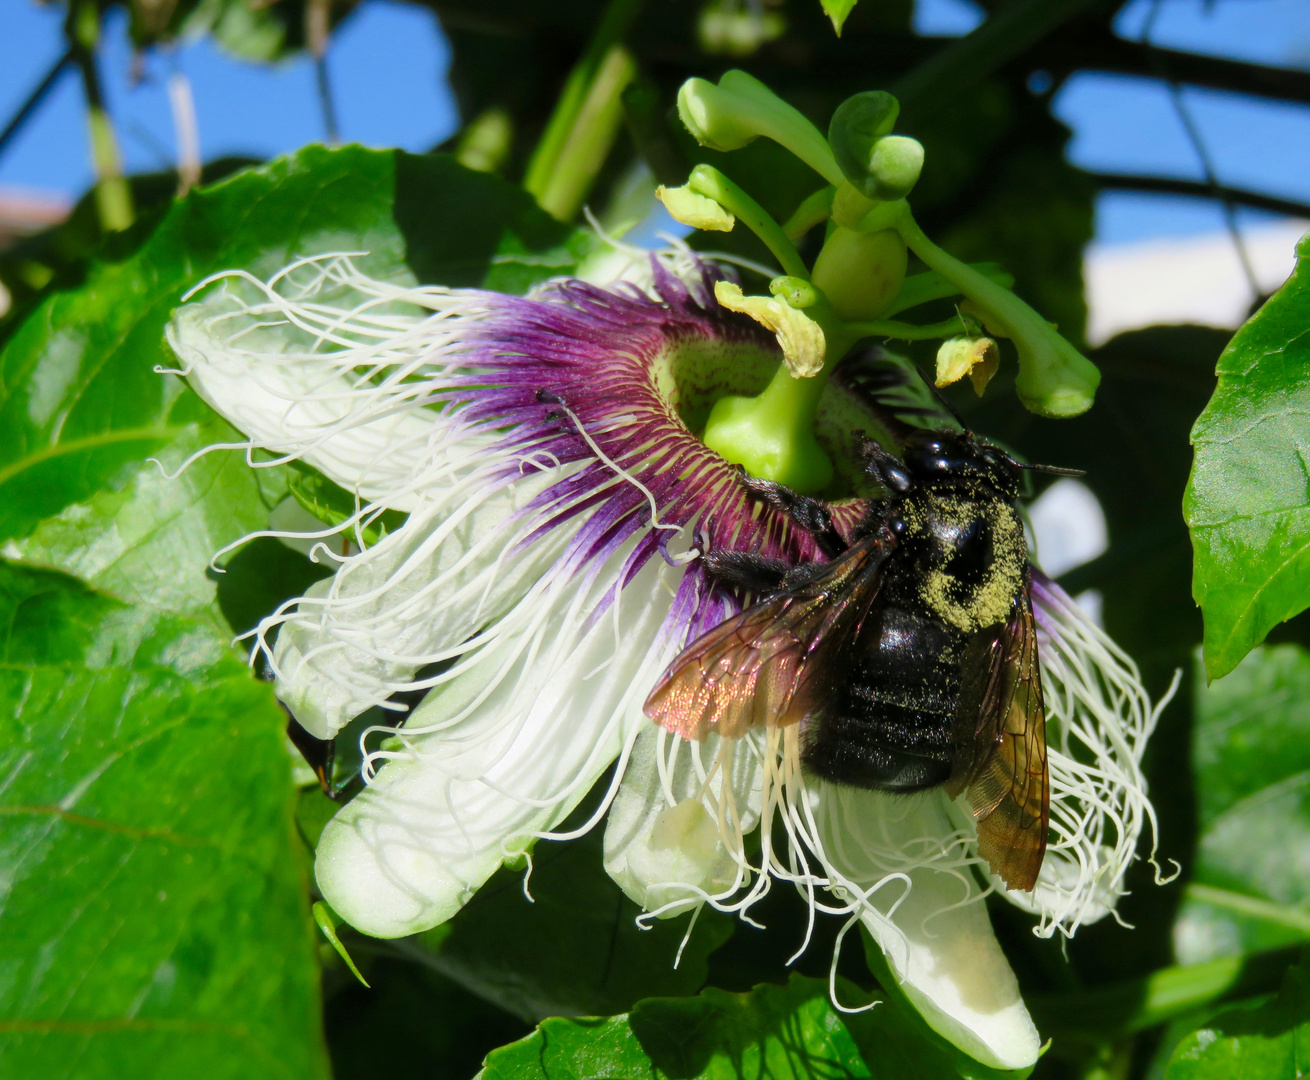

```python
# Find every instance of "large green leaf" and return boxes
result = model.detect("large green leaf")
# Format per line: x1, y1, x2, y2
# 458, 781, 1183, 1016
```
6, 392, 288, 629
1174, 645, 1310, 965
480, 974, 977, 1080
0, 145, 580, 549
0, 560, 328, 1078
1165, 951, 1310, 1079
1186, 231, 1310, 680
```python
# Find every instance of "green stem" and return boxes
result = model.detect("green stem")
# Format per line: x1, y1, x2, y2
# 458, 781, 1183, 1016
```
782, 185, 835, 240
895, 207, 1100, 416
885, 263, 1014, 317
537, 45, 636, 220
523, 0, 644, 205
688, 165, 808, 279
1187, 883, 1310, 936
724, 73, 843, 186
846, 314, 970, 341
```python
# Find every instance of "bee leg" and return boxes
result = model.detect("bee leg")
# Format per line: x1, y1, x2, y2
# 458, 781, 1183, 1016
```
284, 711, 361, 803
737, 472, 848, 557
703, 550, 793, 593
856, 437, 913, 494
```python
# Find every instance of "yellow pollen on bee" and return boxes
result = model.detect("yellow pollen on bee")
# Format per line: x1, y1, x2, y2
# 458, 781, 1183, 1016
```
903, 493, 1026, 633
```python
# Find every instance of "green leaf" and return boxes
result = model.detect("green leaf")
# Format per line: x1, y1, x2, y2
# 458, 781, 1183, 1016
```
6, 394, 289, 628
407, 816, 734, 1022
483, 975, 901, 1080
1166, 951, 1310, 1079
1186, 231, 1310, 680
821, 0, 859, 35
0, 146, 580, 549
478, 972, 1017, 1079
1175, 645, 1310, 964
0, 560, 328, 1078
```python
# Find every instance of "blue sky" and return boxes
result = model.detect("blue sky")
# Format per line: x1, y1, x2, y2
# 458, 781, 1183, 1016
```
1, 0, 1308, 246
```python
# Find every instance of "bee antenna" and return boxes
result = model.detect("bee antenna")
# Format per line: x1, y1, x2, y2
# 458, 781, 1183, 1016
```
1018, 462, 1086, 478
913, 365, 969, 432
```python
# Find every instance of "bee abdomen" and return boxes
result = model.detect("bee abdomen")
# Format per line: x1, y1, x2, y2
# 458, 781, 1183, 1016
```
802, 606, 963, 793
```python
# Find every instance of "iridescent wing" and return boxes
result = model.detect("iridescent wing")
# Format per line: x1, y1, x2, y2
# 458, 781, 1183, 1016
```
644, 535, 892, 740
947, 577, 1049, 892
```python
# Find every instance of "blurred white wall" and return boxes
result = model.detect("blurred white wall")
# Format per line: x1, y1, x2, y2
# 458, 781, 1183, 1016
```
1085, 217, 1309, 345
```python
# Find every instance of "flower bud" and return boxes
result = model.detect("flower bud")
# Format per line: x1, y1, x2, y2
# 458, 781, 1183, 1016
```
867, 135, 925, 201
936, 335, 1000, 396
677, 77, 759, 151
811, 226, 907, 321
829, 91, 900, 194
675, 72, 843, 185
656, 183, 736, 232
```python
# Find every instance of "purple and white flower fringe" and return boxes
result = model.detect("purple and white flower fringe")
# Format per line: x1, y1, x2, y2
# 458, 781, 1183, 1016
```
166, 249, 1175, 1073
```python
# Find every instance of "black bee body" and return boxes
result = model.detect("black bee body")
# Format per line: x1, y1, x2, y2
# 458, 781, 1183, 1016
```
802, 433, 1028, 792
647, 427, 1050, 890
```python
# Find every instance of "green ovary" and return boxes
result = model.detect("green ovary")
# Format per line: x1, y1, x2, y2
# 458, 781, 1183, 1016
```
811, 227, 907, 321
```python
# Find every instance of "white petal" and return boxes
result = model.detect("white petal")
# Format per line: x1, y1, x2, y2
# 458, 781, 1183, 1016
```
168, 300, 443, 510
272, 467, 577, 739
813, 786, 1041, 1071
316, 547, 686, 937
603, 726, 763, 917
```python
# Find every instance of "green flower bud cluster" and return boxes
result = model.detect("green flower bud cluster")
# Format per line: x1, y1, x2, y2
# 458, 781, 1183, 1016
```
665, 70, 1101, 493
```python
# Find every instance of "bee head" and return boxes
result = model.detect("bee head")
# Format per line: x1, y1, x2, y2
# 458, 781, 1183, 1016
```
899, 430, 1021, 499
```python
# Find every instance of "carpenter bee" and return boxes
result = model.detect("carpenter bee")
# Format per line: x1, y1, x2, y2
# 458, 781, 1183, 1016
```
644, 428, 1051, 891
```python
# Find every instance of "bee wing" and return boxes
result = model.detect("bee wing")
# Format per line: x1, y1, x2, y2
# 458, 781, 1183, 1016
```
644, 535, 892, 740
947, 577, 1049, 892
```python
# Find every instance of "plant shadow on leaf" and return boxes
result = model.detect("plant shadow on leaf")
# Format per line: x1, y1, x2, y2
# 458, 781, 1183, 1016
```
480, 971, 992, 1080
212, 535, 333, 638
393, 152, 588, 293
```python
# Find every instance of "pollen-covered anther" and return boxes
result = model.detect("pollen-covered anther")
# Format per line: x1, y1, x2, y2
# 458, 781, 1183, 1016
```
656, 183, 736, 232
713, 280, 825, 377
935, 335, 1000, 397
